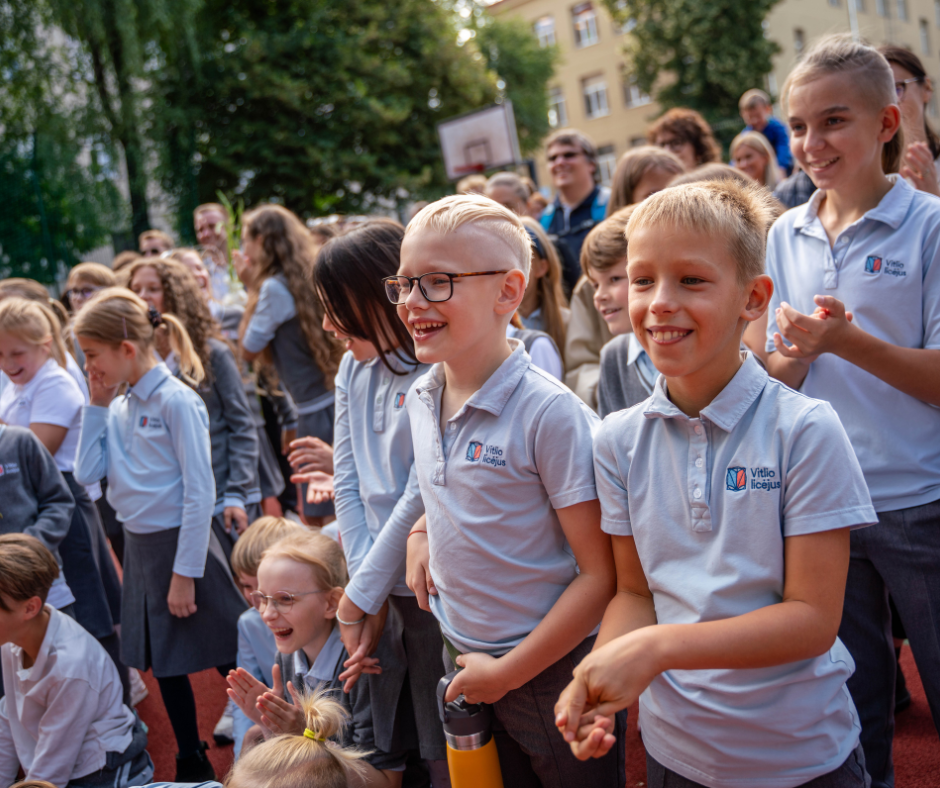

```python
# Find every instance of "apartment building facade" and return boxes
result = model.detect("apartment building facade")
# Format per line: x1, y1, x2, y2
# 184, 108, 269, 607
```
489, 0, 940, 192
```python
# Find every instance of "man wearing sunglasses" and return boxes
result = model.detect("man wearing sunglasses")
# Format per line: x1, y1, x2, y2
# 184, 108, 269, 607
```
539, 128, 610, 294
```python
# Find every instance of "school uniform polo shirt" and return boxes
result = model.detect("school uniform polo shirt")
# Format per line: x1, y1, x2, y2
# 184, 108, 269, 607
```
766, 175, 940, 512
594, 354, 876, 788
407, 340, 600, 656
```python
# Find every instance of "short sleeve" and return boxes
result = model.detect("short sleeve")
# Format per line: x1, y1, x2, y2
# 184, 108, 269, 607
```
782, 402, 877, 536
531, 390, 599, 510
593, 419, 632, 535
30, 374, 83, 428
243, 277, 297, 354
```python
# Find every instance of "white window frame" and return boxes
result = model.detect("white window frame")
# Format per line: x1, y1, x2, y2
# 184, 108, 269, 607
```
623, 74, 651, 107
548, 87, 567, 128
583, 75, 610, 119
534, 16, 556, 48
877, 0, 889, 17
898, 0, 908, 21
597, 145, 616, 186
935, 0, 940, 26
922, 18, 931, 53
794, 28, 805, 57
572, 3, 600, 48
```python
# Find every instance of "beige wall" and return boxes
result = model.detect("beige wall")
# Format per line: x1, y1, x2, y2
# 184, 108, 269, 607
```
489, 0, 940, 195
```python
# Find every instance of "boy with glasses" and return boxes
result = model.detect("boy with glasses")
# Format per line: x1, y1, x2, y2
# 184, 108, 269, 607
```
398, 194, 622, 788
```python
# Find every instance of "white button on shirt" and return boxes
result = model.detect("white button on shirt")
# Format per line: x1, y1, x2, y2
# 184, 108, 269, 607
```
407, 340, 600, 655
594, 355, 876, 787
766, 176, 940, 511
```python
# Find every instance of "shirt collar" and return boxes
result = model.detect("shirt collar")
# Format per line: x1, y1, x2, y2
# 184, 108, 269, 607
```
293, 626, 344, 684
554, 184, 599, 214
130, 363, 171, 401
643, 353, 767, 432
417, 339, 530, 419
627, 333, 645, 365
15, 358, 58, 396
794, 173, 912, 233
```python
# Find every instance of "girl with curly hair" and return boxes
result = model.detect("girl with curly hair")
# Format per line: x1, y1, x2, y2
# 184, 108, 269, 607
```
647, 107, 722, 170
237, 204, 342, 526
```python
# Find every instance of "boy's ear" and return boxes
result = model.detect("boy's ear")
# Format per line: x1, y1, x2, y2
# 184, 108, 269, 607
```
879, 104, 902, 144
742, 274, 774, 322
23, 595, 45, 621
494, 269, 527, 316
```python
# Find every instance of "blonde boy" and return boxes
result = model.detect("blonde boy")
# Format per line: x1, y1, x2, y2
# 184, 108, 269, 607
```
398, 195, 620, 787
556, 181, 876, 788
229, 516, 303, 756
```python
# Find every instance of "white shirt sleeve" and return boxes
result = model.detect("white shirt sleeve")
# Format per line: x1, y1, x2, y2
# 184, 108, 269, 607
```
526, 337, 564, 381
29, 374, 84, 429
242, 278, 297, 354
0, 698, 19, 788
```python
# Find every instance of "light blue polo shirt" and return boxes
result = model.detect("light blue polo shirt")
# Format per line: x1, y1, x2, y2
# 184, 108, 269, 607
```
595, 354, 876, 788
407, 340, 600, 656
333, 351, 430, 615
766, 175, 940, 512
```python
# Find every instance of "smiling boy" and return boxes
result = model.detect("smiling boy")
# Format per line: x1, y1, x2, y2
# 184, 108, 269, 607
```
555, 180, 877, 788
396, 194, 620, 787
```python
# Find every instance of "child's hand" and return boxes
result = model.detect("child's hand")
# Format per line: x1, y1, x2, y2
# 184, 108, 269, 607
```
88, 371, 120, 408
257, 675, 306, 737
772, 297, 857, 363
447, 652, 513, 705
900, 141, 940, 197
289, 471, 334, 504
224, 505, 249, 535
281, 427, 297, 456
227, 668, 270, 727
338, 597, 387, 692
288, 436, 334, 475
232, 249, 255, 287
405, 530, 436, 612
167, 573, 197, 617
559, 714, 617, 761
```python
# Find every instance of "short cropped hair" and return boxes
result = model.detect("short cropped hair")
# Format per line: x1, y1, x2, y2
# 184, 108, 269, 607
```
138, 229, 173, 249
231, 517, 305, 579
193, 202, 230, 221
455, 174, 487, 195
405, 194, 532, 282
0, 534, 59, 609
545, 128, 599, 183
626, 180, 777, 284
739, 89, 771, 110
581, 206, 635, 274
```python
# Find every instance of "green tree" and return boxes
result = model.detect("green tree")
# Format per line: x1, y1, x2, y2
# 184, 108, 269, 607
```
604, 0, 781, 139
475, 15, 559, 157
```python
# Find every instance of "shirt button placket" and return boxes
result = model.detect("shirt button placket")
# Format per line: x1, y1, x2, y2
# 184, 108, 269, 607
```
690, 420, 711, 532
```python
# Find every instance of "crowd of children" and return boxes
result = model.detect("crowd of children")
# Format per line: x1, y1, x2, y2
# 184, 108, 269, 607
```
0, 31, 937, 788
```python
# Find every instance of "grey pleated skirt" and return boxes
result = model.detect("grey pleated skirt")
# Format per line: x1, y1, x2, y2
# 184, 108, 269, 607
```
121, 526, 247, 677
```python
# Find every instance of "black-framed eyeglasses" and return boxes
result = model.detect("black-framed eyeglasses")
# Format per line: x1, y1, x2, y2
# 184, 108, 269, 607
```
249, 589, 328, 612
547, 150, 582, 163
67, 287, 101, 300
383, 271, 510, 305
896, 77, 924, 99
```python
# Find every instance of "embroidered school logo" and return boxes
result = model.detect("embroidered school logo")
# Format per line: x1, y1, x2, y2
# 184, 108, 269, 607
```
394, 393, 406, 409
0, 463, 19, 476
466, 441, 483, 462
139, 416, 148, 427
139, 416, 163, 429
865, 256, 882, 274
726, 467, 747, 492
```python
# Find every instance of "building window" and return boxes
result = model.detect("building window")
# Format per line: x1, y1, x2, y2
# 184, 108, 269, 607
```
548, 87, 567, 128
597, 145, 616, 186
898, 0, 908, 21
794, 28, 805, 57
534, 16, 556, 48
612, 0, 636, 33
828, 0, 840, 6
921, 18, 931, 52
572, 3, 599, 48
630, 136, 647, 148
877, 0, 889, 17
854, 0, 865, 12
936, 0, 940, 26
930, 81, 939, 116
623, 74, 651, 107
582, 75, 610, 119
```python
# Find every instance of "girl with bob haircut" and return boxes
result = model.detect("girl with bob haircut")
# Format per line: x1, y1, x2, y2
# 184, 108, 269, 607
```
607, 145, 686, 215
767, 34, 940, 787
647, 108, 722, 171
311, 219, 450, 784
730, 131, 782, 189
73, 288, 246, 781
65, 262, 116, 315
238, 204, 343, 526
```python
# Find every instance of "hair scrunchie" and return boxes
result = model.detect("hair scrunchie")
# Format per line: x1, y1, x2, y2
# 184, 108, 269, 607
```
147, 306, 163, 328
303, 728, 325, 742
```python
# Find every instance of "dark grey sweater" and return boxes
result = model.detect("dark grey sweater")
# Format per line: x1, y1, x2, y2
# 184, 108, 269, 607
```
597, 334, 656, 419
0, 424, 73, 561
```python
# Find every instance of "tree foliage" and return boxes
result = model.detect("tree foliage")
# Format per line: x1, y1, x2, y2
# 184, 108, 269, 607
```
605, 0, 781, 135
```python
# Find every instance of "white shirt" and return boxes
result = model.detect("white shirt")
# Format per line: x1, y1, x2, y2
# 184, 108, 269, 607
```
595, 355, 876, 788
407, 340, 600, 655
766, 176, 940, 512
0, 608, 136, 787
292, 626, 346, 688
0, 359, 84, 472
506, 325, 563, 380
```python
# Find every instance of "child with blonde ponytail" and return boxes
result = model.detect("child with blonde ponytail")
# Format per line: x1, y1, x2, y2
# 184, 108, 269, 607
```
74, 288, 246, 781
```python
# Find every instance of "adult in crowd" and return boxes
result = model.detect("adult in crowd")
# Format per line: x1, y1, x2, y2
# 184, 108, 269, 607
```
647, 107, 722, 171
539, 128, 610, 293
139, 230, 173, 258
194, 202, 235, 302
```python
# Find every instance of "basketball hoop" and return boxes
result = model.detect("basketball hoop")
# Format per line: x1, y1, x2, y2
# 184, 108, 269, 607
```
437, 102, 522, 182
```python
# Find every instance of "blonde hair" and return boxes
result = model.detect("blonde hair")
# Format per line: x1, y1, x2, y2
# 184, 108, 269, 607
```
783, 34, 902, 174
0, 297, 68, 368
406, 194, 532, 283
0, 279, 75, 359
111, 251, 141, 273
581, 206, 635, 275
194, 202, 230, 221
607, 146, 685, 216
626, 180, 776, 284
739, 89, 771, 110
231, 517, 305, 579
520, 217, 568, 356
260, 531, 348, 591
73, 288, 205, 385
138, 229, 173, 250
730, 131, 781, 190
225, 688, 369, 788
455, 174, 487, 195
67, 262, 117, 290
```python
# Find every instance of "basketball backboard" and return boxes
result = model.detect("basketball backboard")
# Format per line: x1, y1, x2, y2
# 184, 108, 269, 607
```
437, 102, 522, 182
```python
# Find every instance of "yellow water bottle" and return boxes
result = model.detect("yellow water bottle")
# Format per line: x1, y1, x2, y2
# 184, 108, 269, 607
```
437, 670, 505, 788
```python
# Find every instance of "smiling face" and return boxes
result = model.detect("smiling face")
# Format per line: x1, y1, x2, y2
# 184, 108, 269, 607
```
177, 252, 211, 298
321, 308, 379, 363
129, 265, 165, 314
590, 257, 632, 336
77, 336, 136, 388
547, 142, 596, 195
256, 555, 338, 659
733, 144, 769, 185
0, 332, 51, 385
741, 104, 771, 131
787, 71, 899, 192
196, 209, 227, 250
